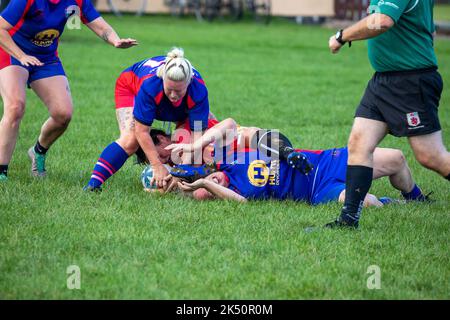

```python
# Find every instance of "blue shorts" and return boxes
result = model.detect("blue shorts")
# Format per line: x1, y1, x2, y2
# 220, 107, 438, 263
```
309, 147, 348, 205
0, 48, 66, 86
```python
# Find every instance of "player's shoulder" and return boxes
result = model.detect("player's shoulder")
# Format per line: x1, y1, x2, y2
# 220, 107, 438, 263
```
134, 57, 165, 73
187, 75, 208, 102
140, 75, 163, 97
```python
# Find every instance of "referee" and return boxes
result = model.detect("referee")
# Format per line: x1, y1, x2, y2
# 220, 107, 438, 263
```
327, 0, 449, 228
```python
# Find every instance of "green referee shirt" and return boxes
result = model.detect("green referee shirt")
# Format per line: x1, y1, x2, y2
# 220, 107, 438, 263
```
368, 0, 438, 72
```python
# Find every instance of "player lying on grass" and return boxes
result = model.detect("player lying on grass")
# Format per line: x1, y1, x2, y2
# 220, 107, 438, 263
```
175, 145, 429, 206
147, 118, 429, 206
140, 118, 312, 192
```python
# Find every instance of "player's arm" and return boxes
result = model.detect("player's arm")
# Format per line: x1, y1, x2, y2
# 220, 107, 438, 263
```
135, 121, 169, 188
166, 118, 238, 157
0, 17, 42, 66
133, 87, 169, 188
0, 0, 43, 66
86, 17, 138, 48
178, 179, 247, 203
329, 0, 411, 53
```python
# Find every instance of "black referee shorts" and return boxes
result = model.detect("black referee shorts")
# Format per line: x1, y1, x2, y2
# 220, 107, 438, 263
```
355, 68, 443, 137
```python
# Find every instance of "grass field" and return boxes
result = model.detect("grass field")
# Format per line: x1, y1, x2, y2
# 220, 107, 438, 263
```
0, 15, 449, 300
435, 4, 450, 21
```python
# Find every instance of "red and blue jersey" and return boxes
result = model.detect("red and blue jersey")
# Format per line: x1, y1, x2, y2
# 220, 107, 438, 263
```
218, 148, 349, 205
131, 56, 210, 131
0, 0, 100, 59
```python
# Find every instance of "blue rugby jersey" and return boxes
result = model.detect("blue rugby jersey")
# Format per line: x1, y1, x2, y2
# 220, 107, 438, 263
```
218, 148, 348, 203
1, 0, 100, 58
132, 57, 210, 131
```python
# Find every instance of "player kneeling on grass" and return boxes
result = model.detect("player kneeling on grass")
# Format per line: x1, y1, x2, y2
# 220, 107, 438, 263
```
84, 48, 218, 192
173, 144, 429, 208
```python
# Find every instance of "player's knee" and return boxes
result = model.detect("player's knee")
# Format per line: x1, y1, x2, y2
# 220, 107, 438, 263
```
348, 132, 373, 159
348, 132, 365, 153
3, 99, 26, 124
416, 151, 440, 171
118, 135, 139, 154
53, 107, 73, 127
391, 150, 406, 170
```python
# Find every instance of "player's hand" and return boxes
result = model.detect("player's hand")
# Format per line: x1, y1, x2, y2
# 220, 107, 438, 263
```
177, 179, 205, 192
166, 143, 198, 164
165, 143, 194, 154
163, 175, 181, 193
114, 38, 138, 49
150, 164, 169, 189
329, 35, 343, 54
19, 55, 43, 67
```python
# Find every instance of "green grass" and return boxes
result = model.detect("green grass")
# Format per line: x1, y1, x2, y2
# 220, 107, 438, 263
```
0, 15, 449, 299
435, 4, 450, 21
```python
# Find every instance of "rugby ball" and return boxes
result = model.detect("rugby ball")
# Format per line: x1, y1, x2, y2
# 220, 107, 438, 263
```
141, 165, 157, 190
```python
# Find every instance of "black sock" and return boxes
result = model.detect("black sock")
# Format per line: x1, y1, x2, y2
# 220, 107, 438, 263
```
0, 165, 8, 176
446, 173, 450, 181
340, 165, 374, 226
34, 141, 48, 155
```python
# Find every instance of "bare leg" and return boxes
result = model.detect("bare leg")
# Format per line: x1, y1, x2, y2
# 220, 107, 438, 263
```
408, 131, 450, 178
84, 107, 138, 190
328, 117, 389, 228
115, 107, 139, 155
30, 76, 73, 148
339, 190, 383, 207
0, 66, 29, 165
372, 148, 415, 193
347, 118, 388, 167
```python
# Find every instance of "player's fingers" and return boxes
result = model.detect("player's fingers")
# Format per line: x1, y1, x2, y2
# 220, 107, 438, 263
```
181, 181, 196, 188
177, 182, 189, 191
31, 57, 43, 66
165, 144, 177, 150
166, 181, 178, 193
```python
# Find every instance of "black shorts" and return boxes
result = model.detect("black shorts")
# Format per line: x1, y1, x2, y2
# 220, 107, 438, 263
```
355, 68, 443, 137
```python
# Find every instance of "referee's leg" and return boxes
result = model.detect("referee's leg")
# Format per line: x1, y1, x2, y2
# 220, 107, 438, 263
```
408, 131, 450, 180
326, 117, 388, 228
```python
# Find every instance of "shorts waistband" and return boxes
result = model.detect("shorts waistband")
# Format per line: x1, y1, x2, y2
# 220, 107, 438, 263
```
375, 67, 437, 77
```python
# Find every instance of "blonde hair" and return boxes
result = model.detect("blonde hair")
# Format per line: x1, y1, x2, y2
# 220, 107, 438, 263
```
157, 47, 193, 83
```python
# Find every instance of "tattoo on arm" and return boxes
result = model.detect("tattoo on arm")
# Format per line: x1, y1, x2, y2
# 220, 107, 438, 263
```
101, 29, 112, 42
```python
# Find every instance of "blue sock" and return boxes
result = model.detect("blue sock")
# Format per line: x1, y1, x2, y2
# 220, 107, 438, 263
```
88, 142, 129, 188
378, 197, 394, 205
402, 184, 424, 201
